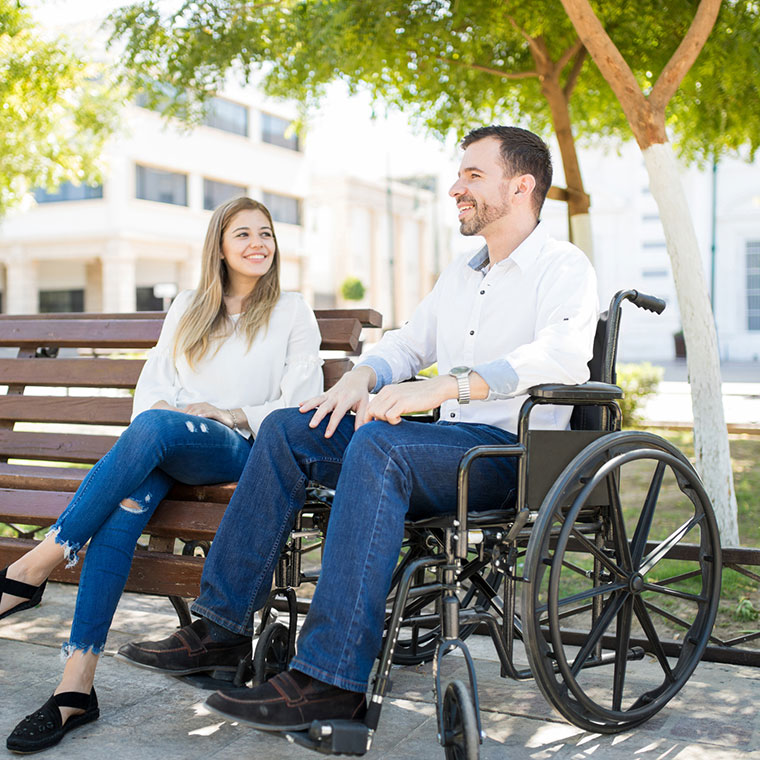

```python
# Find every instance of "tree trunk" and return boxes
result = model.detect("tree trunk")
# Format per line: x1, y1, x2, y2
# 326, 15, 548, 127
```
643, 142, 739, 545
540, 70, 593, 260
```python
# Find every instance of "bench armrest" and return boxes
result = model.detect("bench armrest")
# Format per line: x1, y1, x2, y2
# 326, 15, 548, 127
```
527, 381, 623, 403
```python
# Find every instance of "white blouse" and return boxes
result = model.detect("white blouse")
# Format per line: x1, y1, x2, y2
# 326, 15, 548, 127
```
132, 290, 324, 437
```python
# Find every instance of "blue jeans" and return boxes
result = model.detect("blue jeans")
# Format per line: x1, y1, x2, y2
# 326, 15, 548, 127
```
192, 407, 518, 692
52, 409, 252, 656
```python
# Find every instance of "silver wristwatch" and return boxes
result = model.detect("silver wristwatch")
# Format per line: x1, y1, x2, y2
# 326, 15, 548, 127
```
449, 365, 472, 405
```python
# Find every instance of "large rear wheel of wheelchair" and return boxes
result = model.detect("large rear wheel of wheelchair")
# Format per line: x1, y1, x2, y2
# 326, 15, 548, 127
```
252, 622, 292, 686
522, 431, 721, 733
441, 680, 479, 760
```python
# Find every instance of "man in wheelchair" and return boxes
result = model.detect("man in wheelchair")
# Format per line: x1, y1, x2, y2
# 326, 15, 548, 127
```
119, 125, 599, 732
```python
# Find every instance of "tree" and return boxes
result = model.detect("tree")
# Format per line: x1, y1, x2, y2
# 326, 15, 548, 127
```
108, 0, 759, 542
0, 0, 121, 218
559, 0, 747, 545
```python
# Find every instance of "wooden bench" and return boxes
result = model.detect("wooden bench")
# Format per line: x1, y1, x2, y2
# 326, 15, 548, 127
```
0, 307, 382, 614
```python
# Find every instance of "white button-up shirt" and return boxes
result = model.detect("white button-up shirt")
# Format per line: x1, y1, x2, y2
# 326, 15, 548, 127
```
359, 223, 599, 433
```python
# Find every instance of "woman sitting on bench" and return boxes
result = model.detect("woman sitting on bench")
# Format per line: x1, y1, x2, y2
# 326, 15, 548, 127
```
1, 196, 323, 754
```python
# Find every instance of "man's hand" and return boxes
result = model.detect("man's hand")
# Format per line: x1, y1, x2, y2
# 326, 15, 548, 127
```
299, 365, 376, 437
366, 375, 458, 425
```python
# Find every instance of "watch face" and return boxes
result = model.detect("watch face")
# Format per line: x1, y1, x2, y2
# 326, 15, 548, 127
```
450, 365, 470, 376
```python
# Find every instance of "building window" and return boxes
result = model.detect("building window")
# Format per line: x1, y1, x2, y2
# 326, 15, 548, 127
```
203, 97, 248, 137
203, 179, 247, 211
136, 165, 188, 206
34, 182, 103, 203
748, 241, 760, 331
39, 289, 84, 313
261, 113, 299, 151
136, 287, 164, 312
263, 191, 302, 225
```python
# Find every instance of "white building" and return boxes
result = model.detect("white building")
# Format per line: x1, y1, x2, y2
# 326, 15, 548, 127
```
537, 142, 760, 363
0, 83, 313, 314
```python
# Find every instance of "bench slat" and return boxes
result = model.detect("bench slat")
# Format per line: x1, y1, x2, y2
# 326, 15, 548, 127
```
0, 430, 118, 463
0, 489, 225, 540
315, 318, 361, 352
0, 319, 163, 348
0, 317, 361, 353
8, 309, 383, 329
0, 537, 204, 597
315, 308, 383, 329
0, 463, 237, 503
0, 358, 145, 388
0, 396, 133, 425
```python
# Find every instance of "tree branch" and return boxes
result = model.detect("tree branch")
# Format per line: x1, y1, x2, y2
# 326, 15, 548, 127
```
437, 56, 537, 80
563, 45, 587, 98
559, 0, 644, 112
507, 14, 548, 66
556, 36, 584, 71
649, 0, 722, 111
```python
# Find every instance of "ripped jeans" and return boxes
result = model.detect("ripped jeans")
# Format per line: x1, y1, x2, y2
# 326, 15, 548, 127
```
50, 409, 252, 657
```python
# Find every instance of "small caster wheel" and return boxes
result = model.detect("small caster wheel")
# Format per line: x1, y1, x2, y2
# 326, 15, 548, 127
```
252, 622, 292, 686
441, 680, 479, 760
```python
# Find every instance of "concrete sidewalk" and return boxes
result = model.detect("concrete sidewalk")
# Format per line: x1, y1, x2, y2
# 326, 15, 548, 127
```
641, 360, 760, 429
2, 583, 759, 759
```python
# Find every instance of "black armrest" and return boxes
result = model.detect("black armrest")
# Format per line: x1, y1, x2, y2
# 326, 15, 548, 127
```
528, 381, 623, 402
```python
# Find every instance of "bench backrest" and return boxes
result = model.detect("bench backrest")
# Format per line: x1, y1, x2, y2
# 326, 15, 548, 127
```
0, 308, 382, 467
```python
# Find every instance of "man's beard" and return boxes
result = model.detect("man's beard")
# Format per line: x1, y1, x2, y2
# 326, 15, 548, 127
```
459, 192, 511, 236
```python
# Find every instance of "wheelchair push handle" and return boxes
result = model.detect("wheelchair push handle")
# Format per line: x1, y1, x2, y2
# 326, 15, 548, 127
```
629, 290, 666, 314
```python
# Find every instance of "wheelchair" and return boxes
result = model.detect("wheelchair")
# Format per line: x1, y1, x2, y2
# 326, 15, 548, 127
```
252, 289, 722, 759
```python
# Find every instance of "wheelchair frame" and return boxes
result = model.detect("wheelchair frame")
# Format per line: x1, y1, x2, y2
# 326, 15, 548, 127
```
256, 290, 723, 758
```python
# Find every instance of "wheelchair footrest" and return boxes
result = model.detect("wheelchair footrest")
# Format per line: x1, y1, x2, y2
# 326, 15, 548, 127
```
285, 719, 370, 756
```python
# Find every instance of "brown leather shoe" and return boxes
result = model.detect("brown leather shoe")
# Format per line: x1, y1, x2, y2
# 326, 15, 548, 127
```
205, 670, 367, 731
116, 618, 251, 676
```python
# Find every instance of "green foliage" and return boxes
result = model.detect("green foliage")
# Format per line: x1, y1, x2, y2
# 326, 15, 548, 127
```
107, 1, 760, 161
340, 276, 366, 302
0, 0, 122, 217
616, 362, 664, 427
735, 597, 760, 622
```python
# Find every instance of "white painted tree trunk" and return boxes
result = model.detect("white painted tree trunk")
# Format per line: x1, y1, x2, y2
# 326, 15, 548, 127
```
643, 142, 739, 546
570, 212, 593, 261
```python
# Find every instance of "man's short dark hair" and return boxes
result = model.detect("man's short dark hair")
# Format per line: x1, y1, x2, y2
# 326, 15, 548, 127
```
461, 126, 553, 216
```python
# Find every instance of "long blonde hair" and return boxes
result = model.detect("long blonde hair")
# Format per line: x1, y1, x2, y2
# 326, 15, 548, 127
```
173, 197, 281, 368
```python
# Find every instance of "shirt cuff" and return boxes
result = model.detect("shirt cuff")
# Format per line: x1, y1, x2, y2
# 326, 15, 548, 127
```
473, 359, 519, 400
356, 356, 393, 393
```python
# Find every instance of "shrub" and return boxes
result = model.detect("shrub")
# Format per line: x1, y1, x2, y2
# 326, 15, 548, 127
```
616, 362, 664, 427
340, 276, 365, 301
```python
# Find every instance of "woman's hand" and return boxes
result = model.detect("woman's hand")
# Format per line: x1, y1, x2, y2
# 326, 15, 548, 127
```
183, 402, 235, 429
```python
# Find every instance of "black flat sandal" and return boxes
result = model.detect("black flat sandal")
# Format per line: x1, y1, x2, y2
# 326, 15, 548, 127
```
6, 688, 99, 754
0, 568, 47, 621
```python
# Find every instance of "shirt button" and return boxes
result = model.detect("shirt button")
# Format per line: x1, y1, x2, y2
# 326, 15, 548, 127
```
479, 290, 485, 295
469, 330, 475, 335
450, 412, 456, 418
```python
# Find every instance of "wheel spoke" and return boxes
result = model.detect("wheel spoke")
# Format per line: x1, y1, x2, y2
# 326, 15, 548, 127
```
568, 526, 626, 579
556, 579, 628, 610
642, 581, 707, 604
633, 595, 675, 681
607, 472, 633, 573
570, 590, 629, 677
612, 595, 634, 711
639, 514, 703, 575
631, 462, 666, 566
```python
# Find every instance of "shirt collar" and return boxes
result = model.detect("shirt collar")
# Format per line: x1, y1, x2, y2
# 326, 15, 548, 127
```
466, 221, 549, 273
